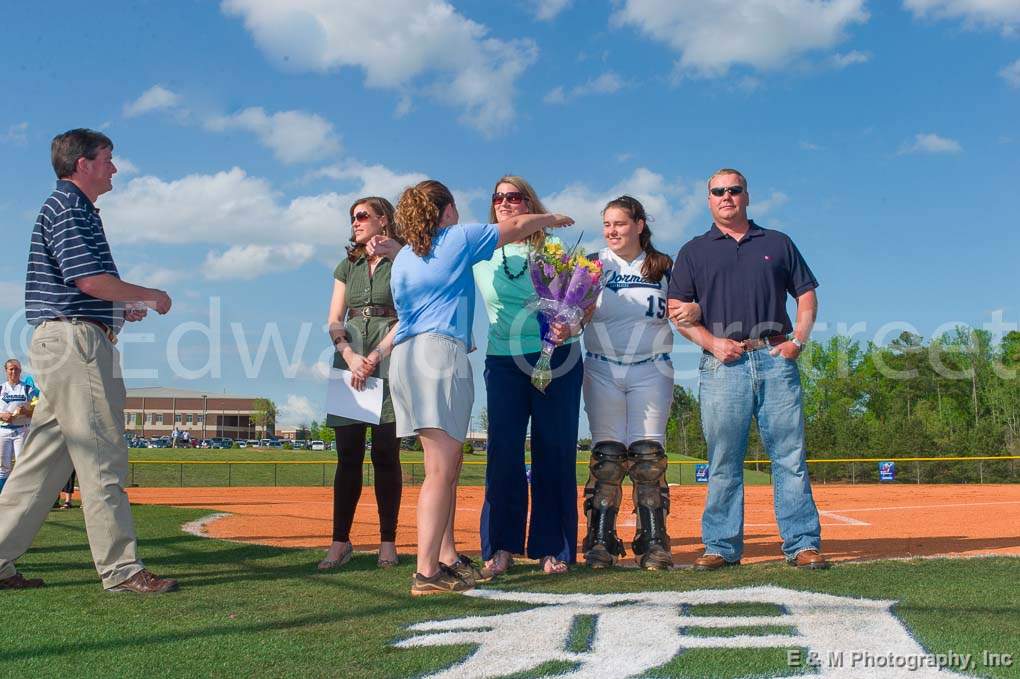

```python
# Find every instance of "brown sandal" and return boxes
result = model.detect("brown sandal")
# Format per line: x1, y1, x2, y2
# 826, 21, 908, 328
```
485, 550, 514, 577
540, 556, 569, 575
317, 543, 353, 571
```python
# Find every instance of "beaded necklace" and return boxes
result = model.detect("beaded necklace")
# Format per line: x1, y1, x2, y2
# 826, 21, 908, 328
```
501, 245, 529, 280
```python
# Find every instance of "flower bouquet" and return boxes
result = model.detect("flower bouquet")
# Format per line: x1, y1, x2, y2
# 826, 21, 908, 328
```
528, 239, 604, 392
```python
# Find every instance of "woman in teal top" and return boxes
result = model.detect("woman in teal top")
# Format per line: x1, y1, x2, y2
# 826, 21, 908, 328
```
473, 175, 584, 576
319, 197, 402, 571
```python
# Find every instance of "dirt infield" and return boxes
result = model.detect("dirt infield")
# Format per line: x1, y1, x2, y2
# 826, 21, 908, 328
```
128, 484, 1020, 565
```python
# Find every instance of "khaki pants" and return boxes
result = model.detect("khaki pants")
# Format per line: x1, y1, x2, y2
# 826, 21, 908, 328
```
0, 320, 143, 588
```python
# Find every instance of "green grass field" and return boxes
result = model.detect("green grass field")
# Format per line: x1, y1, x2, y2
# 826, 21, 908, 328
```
126, 448, 774, 488
4, 505, 1017, 678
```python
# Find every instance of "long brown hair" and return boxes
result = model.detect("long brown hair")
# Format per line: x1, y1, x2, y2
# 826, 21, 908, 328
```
602, 195, 672, 283
395, 180, 455, 257
489, 175, 547, 251
347, 196, 399, 261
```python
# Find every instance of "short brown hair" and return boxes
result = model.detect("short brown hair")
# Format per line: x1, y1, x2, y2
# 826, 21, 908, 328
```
51, 129, 113, 179
707, 168, 748, 191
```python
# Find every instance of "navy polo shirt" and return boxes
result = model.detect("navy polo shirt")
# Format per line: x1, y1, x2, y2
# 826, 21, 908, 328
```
25, 180, 122, 330
667, 221, 818, 341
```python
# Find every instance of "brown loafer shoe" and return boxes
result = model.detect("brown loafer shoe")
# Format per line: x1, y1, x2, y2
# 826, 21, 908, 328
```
693, 554, 740, 571
789, 549, 830, 570
107, 569, 179, 594
0, 572, 44, 590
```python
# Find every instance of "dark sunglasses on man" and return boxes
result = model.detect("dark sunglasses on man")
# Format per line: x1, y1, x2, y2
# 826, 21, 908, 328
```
709, 185, 744, 197
491, 191, 527, 205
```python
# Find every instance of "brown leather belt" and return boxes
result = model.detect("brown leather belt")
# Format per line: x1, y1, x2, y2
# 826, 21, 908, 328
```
349, 305, 397, 319
55, 317, 117, 344
739, 335, 787, 351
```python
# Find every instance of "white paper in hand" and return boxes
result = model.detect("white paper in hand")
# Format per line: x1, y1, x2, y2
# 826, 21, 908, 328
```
325, 368, 383, 424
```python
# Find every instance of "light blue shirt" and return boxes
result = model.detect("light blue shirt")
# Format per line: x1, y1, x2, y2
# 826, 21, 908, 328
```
391, 223, 499, 349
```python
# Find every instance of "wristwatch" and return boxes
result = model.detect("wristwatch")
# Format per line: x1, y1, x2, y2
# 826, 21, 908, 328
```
790, 336, 803, 349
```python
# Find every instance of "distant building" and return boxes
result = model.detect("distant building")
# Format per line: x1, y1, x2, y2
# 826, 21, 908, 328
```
124, 387, 268, 440
275, 427, 311, 441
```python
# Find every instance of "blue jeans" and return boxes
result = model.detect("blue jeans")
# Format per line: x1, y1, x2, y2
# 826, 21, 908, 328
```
698, 349, 821, 561
480, 344, 582, 563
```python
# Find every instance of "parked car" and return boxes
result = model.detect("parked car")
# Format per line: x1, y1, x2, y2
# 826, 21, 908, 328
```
259, 438, 271, 447
237, 440, 247, 449
267, 440, 283, 449
310, 440, 325, 451
198, 439, 212, 449
246, 439, 259, 448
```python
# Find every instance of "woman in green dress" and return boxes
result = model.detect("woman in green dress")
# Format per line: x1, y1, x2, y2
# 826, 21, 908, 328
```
319, 197, 403, 570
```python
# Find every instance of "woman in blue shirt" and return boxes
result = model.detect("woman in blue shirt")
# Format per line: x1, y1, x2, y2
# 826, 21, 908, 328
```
388, 180, 573, 596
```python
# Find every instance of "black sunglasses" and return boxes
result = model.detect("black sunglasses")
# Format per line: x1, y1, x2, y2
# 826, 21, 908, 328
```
351, 210, 374, 223
710, 185, 744, 197
492, 191, 527, 205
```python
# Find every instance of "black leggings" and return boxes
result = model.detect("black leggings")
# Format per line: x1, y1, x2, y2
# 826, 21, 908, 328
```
332, 422, 402, 543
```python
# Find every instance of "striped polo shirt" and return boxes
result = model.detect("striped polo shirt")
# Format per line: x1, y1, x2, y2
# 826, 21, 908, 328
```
24, 180, 122, 331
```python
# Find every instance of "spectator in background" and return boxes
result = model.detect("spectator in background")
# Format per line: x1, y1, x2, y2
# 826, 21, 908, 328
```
0, 359, 37, 495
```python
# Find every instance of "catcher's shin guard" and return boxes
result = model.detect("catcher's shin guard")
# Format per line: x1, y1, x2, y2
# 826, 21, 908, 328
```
628, 439, 672, 569
582, 440, 628, 567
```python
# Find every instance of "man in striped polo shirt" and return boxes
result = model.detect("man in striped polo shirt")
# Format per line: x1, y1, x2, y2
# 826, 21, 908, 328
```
0, 129, 178, 593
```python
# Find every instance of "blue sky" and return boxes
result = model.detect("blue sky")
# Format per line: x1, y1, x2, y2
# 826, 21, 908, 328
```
1, 1, 1018, 431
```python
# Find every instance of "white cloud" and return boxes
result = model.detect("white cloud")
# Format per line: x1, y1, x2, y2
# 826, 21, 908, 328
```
121, 265, 187, 289
124, 85, 182, 117
753, 191, 790, 217
903, 0, 1020, 33
1000, 58, 1020, 87
0, 281, 23, 310
288, 359, 331, 382
542, 167, 704, 254
203, 243, 316, 280
830, 50, 871, 68
898, 132, 963, 155
115, 157, 140, 176
543, 86, 567, 105
546, 72, 626, 104
531, 0, 572, 21
205, 107, 341, 164
1, 122, 28, 144
610, 0, 869, 76
800, 141, 824, 151
277, 394, 319, 426
221, 0, 538, 135
306, 161, 428, 203
99, 161, 442, 269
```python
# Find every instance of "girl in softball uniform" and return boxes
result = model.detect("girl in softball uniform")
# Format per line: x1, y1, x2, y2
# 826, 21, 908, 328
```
580, 196, 699, 569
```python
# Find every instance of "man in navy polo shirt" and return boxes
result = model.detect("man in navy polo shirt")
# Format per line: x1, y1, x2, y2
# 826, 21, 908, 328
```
667, 168, 828, 571
0, 129, 179, 593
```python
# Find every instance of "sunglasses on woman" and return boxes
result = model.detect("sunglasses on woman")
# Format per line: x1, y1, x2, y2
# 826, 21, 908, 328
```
351, 210, 374, 223
491, 191, 527, 205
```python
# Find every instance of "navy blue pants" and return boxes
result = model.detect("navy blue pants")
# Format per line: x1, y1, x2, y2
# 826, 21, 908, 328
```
480, 343, 582, 563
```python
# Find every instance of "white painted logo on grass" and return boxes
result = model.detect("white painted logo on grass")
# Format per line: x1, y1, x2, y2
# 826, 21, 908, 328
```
394, 586, 971, 678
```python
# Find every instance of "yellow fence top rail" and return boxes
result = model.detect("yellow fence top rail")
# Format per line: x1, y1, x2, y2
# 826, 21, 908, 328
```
130, 455, 1020, 466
